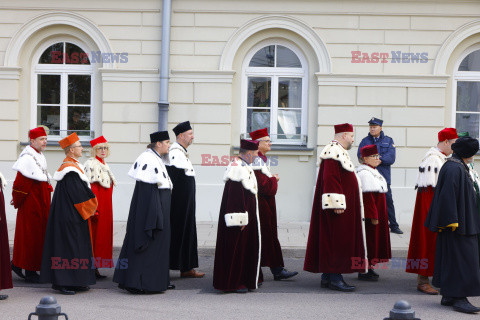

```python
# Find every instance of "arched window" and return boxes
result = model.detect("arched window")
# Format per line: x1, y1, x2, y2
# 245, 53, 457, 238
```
33, 41, 94, 140
454, 45, 480, 139
242, 41, 308, 145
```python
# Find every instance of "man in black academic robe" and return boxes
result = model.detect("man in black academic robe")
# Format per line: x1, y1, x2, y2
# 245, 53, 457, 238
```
166, 121, 204, 278
40, 133, 97, 295
113, 131, 174, 293
425, 136, 480, 314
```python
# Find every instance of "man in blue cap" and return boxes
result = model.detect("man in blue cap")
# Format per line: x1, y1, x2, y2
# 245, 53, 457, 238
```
358, 117, 403, 234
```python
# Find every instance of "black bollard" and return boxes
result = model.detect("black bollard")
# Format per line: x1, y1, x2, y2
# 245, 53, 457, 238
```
383, 300, 420, 320
28, 296, 68, 320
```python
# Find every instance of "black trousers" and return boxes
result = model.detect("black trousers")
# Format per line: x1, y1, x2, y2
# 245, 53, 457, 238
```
386, 184, 399, 230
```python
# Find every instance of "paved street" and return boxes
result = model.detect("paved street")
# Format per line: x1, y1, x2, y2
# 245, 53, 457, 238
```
3, 255, 480, 320
5, 222, 471, 319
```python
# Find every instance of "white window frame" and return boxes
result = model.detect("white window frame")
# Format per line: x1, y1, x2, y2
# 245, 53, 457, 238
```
241, 39, 308, 145
31, 38, 95, 141
452, 44, 480, 138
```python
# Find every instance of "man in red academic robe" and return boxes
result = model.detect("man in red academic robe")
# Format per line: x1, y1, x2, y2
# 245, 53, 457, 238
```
213, 139, 262, 293
249, 128, 297, 280
11, 127, 52, 283
40, 133, 97, 295
304, 123, 367, 292
406, 128, 458, 295
0, 171, 13, 300
356, 144, 391, 281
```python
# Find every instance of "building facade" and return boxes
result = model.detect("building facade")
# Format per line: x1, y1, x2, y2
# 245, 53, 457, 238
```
0, 0, 479, 224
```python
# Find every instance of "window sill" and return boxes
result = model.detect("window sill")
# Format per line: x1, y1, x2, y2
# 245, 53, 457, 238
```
233, 144, 314, 156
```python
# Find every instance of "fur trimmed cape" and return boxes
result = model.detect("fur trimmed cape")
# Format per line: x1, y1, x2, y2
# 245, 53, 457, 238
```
356, 164, 388, 193
167, 142, 195, 177
0, 172, 6, 189
416, 147, 446, 189
223, 158, 258, 195
84, 157, 117, 188
12, 145, 51, 182
129, 149, 172, 190
53, 157, 90, 186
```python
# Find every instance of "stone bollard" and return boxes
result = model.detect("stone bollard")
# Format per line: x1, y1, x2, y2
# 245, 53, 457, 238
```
28, 296, 68, 320
383, 300, 420, 320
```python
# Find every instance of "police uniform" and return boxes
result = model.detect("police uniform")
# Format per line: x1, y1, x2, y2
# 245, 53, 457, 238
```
357, 117, 401, 233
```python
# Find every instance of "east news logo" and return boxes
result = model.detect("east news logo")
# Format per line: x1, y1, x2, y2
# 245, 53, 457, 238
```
351, 51, 428, 63
51, 51, 129, 64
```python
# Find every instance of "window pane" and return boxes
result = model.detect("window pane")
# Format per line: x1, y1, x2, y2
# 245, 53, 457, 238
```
39, 42, 64, 64
249, 45, 275, 67
68, 75, 91, 104
456, 113, 479, 140
458, 50, 480, 71
278, 78, 302, 109
68, 106, 91, 136
277, 109, 301, 140
276, 45, 302, 68
37, 105, 60, 135
37, 75, 60, 104
457, 81, 480, 112
248, 77, 271, 108
65, 43, 90, 65
247, 109, 270, 133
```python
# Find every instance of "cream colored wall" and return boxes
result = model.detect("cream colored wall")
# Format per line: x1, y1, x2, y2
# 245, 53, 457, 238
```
166, 0, 480, 222
1, 0, 480, 222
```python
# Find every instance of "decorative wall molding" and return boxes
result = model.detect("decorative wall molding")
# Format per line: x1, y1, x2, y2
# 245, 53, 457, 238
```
0, 67, 21, 80
219, 15, 331, 73
5, 11, 114, 68
0, 6, 159, 12
434, 19, 480, 75
175, 9, 480, 18
316, 73, 449, 87
170, 70, 236, 83
100, 68, 159, 82
101, 69, 236, 83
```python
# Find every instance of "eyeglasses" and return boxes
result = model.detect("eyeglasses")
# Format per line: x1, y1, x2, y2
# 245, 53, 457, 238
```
258, 139, 272, 143
367, 155, 381, 159
97, 147, 109, 151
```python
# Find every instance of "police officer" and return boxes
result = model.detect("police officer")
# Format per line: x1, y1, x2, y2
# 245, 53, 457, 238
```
357, 117, 403, 234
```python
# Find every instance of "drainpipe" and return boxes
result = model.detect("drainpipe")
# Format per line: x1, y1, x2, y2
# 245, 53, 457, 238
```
158, 0, 172, 130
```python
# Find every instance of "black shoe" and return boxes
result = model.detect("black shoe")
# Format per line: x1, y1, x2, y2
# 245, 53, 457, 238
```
368, 269, 379, 278
0, 295, 8, 300
441, 296, 455, 306
95, 270, 107, 279
236, 288, 248, 293
167, 284, 175, 290
25, 271, 40, 283
125, 287, 145, 294
273, 269, 299, 281
71, 286, 90, 292
320, 279, 330, 288
390, 228, 404, 234
11, 262, 25, 279
328, 280, 355, 292
452, 298, 480, 314
358, 272, 378, 282
52, 285, 75, 295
